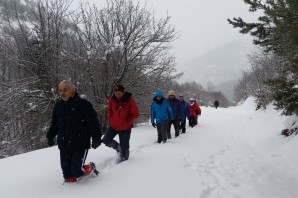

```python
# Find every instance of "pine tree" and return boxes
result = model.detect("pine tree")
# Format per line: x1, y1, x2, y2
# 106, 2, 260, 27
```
228, 0, 298, 117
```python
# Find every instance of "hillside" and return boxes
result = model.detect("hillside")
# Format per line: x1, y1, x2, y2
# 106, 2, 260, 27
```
179, 40, 252, 101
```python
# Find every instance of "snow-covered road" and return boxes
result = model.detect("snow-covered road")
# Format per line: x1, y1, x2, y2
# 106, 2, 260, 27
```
1, 98, 298, 198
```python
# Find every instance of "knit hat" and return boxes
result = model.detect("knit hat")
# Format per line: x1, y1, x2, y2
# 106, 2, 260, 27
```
189, 98, 195, 101
168, 90, 175, 96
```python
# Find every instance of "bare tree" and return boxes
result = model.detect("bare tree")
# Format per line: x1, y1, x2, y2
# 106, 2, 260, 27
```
71, 0, 180, 129
0, 0, 73, 158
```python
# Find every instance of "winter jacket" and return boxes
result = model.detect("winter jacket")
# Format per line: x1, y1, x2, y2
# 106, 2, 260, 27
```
107, 92, 139, 131
47, 93, 102, 152
180, 100, 190, 122
167, 97, 182, 120
151, 91, 174, 124
189, 102, 201, 118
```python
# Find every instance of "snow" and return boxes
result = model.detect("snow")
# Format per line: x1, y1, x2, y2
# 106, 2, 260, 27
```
1, 97, 298, 198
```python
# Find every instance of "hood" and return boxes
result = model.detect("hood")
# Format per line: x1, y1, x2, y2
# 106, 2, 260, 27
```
153, 90, 164, 99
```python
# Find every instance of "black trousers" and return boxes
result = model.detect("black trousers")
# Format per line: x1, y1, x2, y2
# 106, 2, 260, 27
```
102, 127, 131, 153
180, 121, 186, 133
157, 120, 168, 143
167, 119, 180, 138
60, 149, 88, 179
189, 116, 198, 127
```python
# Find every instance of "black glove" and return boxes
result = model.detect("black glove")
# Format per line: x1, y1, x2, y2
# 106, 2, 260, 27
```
152, 123, 157, 128
92, 138, 102, 149
48, 139, 55, 147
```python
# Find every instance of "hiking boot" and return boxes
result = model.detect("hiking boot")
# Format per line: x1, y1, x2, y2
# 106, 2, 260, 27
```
65, 177, 77, 183
84, 164, 93, 176
84, 162, 99, 176
123, 149, 129, 160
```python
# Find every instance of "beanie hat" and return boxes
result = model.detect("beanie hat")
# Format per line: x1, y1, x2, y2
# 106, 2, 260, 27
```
168, 90, 175, 96
189, 98, 195, 101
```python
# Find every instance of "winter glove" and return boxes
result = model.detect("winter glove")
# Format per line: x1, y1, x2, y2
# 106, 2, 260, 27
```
47, 139, 55, 147
152, 123, 157, 128
92, 138, 102, 149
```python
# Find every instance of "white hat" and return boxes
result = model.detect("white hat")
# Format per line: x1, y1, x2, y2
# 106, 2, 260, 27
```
168, 90, 175, 96
189, 98, 194, 101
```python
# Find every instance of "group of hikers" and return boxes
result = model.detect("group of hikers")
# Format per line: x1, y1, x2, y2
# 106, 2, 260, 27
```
46, 80, 202, 183
151, 90, 201, 144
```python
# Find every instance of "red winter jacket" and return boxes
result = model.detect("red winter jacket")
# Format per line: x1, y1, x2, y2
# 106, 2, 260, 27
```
107, 92, 140, 131
189, 102, 201, 117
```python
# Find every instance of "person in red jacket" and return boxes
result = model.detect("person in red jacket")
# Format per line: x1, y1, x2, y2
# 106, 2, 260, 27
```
102, 85, 140, 162
189, 98, 201, 127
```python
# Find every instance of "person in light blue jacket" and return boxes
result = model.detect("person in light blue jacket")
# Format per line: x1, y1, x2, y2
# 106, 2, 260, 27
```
151, 90, 174, 143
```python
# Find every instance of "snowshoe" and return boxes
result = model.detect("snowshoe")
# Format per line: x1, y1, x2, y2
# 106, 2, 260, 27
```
90, 162, 99, 176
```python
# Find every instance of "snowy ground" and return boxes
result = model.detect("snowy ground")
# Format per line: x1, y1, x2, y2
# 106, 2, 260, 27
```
1, 97, 298, 198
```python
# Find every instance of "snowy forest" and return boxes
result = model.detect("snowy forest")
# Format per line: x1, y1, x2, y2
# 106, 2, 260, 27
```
0, 0, 297, 159
0, 0, 229, 158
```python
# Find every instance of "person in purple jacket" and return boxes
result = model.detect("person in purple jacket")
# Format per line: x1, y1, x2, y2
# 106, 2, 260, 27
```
167, 90, 182, 138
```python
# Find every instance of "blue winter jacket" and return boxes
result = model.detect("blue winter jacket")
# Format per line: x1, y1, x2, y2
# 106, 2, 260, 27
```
151, 91, 174, 124
180, 100, 190, 122
167, 96, 182, 120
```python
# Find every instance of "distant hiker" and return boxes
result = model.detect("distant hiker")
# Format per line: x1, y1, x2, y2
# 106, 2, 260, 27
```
151, 90, 174, 143
102, 85, 139, 162
167, 90, 182, 138
47, 80, 102, 183
179, 93, 190, 133
189, 98, 201, 128
214, 100, 219, 109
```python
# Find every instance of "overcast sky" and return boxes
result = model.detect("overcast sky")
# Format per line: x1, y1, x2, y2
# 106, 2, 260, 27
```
78, 0, 260, 71
143, 0, 260, 68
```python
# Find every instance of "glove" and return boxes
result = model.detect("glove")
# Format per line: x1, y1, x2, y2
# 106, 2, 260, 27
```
152, 123, 157, 128
92, 138, 102, 149
48, 139, 55, 147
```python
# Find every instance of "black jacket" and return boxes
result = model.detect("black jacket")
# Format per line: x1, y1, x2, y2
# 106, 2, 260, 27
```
47, 93, 102, 152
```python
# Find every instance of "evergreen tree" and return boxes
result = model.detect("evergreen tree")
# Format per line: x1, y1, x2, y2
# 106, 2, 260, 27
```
228, 0, 298, 117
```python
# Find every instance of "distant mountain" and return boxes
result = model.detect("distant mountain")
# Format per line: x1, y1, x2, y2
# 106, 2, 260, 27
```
179, 40, 252, 101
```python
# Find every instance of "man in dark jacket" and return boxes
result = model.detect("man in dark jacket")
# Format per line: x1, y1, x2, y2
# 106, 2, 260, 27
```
179, 94, 190, 133
214, 100, 219, 109
47, 80, 102, 183
167, 90, 182, 138
102, 85, 139, 162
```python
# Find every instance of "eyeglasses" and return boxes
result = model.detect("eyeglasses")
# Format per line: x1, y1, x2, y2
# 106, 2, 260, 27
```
169, 95, 174, 96
179, 96, 184, 98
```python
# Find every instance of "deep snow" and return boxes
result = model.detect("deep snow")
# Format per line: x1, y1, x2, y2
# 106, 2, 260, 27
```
1, 97, 298, 198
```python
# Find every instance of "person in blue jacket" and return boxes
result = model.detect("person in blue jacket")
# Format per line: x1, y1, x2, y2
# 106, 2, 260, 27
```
179, 93, 190, 133
151, 90, 174, 143
167, 90, 182, 138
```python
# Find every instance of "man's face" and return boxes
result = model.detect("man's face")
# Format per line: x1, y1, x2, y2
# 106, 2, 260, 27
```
156, 96, 162, 101
59, 83, 74, 101
179, 96, 184, 101
169, 95, 175, 99
189, 100, 194, 104
114, 90, 124, 100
